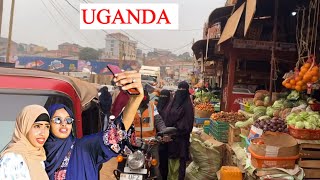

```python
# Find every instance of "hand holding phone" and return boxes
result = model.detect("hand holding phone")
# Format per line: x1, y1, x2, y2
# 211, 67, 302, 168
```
107, 65, 140, 95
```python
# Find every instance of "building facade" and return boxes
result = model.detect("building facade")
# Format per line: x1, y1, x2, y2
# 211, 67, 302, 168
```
103, 33, 137, 61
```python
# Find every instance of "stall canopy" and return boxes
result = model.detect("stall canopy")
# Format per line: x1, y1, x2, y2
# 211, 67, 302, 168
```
218, 3, 246, 45
192, 5, 234, 60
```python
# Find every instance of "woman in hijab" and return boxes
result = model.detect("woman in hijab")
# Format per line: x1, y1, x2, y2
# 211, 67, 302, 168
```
0, 105, 50, 180
44, 71, 144, 180
164, 81, 194, 180
157, 89, 172, 180
157, 89, 171, 118
99, 86, 112, 130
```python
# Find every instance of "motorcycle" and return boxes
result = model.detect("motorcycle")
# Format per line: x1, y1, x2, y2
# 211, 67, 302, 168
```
113, 127, 177, 180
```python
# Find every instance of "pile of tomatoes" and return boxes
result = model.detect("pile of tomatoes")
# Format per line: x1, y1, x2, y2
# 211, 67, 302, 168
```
282, 56, 319, 92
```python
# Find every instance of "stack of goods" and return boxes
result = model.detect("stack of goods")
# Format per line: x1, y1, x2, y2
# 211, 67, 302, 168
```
248, 132, 299, 169
253, 117, 288, 133
210, 112, 246, 143
282, 56, 319, 92
286, 111, 320, 139
195, 102, 215, 118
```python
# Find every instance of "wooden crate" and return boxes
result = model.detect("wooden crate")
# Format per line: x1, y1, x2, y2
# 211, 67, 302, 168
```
224, 144, 236, 166
299, 143, 320, 179
228, 124, 241, 145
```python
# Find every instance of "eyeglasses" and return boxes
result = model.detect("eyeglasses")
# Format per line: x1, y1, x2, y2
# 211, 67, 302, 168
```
51, 117, 74, 125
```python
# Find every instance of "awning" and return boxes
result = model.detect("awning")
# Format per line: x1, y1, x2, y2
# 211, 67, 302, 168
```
244, 0, 257, 36
218, 3, 246, 45
208, 6, 234, 26
191, 39, 218, 60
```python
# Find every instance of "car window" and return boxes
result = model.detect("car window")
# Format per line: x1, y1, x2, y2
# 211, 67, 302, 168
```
0, 92, 73, 151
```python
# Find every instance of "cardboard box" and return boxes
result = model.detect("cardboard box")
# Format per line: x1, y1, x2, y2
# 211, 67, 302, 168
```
249, 132, 299, 157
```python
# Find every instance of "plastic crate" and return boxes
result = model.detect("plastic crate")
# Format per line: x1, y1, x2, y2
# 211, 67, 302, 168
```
220, 166, 242, 180
211, 129, 228, 143
194, 117, 210, 125
210, 120, 229, 131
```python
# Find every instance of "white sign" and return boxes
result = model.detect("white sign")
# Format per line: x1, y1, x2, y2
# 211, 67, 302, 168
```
80, 3, 179, 30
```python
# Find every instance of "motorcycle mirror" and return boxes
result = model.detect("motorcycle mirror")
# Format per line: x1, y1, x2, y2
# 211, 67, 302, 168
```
157, 127, 177, 136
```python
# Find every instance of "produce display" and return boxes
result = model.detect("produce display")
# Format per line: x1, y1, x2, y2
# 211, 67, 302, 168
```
210, 111, 246, 123
253, 90, 269, 107
195, 102, 215, 112
194, 90, 218, 104
253, 117, 288, 133
286, 111, 320, 130
282, 56, 319, 91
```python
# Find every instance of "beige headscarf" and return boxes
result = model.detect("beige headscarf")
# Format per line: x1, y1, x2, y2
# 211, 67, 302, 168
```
0, 105, 49, 180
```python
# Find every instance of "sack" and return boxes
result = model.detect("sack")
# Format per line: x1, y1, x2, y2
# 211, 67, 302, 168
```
185, 134, 221, 180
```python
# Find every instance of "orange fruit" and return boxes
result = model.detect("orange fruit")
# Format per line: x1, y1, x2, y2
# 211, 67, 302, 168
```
295, 76, 302, 81
289, 79, 296, 85
303, 74, 312, 82
295, 85, 302, 91
282, 81, 286, 86
299, 71, 304, 78
296, 81, 303, 86
310, 70, 318, 76
311, 66, 319, 72
311, 76, 319, 83
285, 83, 292, 89
304, 63, 311, 68
300, 67, 308, 74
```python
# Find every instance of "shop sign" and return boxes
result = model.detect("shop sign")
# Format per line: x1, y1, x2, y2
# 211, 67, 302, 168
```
233, 39, 296, 51
208, 22, 221, 39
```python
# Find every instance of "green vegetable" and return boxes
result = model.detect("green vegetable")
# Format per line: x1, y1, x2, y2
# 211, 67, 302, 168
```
258, 115, 271, 121
287, 90, 300, 100
253, 106, 267, 117
283, 100, 294, 108
235, 117, 254, 128
272, 100, 285, 110
295, 121, 305, 129
266, 107, 275, 117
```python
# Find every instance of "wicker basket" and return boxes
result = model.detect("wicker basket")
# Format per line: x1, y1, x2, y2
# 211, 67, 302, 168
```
289, 125, 320, 140
195, 109, 214, 118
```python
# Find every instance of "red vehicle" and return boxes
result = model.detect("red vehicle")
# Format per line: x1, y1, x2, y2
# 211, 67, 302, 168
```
0, 67, 101, 150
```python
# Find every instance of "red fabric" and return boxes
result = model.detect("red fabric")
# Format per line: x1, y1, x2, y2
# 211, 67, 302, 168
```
111, 90, 130, 117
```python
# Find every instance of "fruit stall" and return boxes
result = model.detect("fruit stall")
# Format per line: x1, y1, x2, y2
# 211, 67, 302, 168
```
188, 0, 320, 179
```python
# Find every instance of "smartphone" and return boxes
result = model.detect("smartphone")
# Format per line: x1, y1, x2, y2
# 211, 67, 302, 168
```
107, 65, 140, 95
145, 83, 155, 94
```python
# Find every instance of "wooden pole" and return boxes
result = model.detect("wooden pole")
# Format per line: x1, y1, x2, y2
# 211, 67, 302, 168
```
0, 0, 3, 36
6, 0, 15, 63
269, 0, 278, 104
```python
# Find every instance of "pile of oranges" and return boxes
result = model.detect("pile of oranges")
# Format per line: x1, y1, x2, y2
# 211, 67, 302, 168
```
282, 56, 319, 92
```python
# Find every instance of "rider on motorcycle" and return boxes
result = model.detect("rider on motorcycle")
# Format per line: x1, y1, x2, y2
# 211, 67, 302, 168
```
132, 89, 169, 180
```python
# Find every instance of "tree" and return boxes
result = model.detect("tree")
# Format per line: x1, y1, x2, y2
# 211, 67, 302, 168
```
79, 47, 99, 60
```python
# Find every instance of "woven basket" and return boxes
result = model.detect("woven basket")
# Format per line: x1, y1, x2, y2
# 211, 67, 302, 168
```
195, 109, 214, 118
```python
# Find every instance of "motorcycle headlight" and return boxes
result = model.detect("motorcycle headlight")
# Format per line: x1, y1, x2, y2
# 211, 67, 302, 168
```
127, 150, 145, 170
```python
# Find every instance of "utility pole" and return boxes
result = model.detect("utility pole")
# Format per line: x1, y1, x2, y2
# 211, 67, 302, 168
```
0, 0, 3, 36
6, 0, 15, 62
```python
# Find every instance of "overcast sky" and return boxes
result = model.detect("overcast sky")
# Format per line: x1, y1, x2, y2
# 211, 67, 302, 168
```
1, 0, 225, 55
